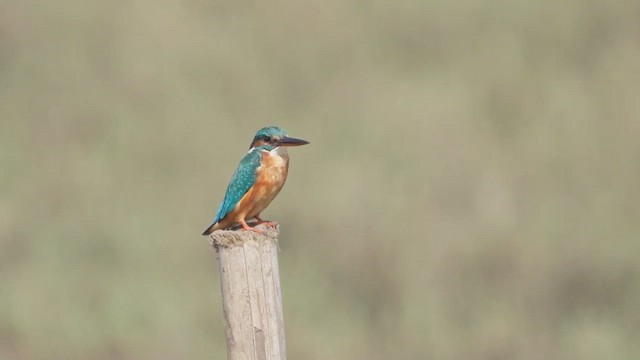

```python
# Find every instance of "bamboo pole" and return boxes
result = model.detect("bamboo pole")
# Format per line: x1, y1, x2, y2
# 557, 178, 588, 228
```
209, 223, 286, 360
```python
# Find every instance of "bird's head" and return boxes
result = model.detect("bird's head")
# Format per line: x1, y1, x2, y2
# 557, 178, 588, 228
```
249, 126, 309, 149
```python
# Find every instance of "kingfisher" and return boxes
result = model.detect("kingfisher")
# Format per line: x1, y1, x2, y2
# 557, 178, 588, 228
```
202, 126, 309, 235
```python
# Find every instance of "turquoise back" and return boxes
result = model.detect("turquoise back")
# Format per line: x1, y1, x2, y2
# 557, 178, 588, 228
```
211, 145, 275, 224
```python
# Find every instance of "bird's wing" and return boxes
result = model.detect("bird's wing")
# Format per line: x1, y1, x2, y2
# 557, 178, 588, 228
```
212, 149, 263, 224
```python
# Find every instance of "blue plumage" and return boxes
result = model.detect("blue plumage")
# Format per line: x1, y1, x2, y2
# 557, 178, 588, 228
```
210, 145, 275, 225
202, 126, 309, 235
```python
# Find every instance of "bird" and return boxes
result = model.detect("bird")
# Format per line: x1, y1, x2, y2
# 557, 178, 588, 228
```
202, 126, 309, 235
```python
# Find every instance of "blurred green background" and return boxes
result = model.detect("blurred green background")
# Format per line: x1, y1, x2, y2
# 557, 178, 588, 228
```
2, 0, 640, 359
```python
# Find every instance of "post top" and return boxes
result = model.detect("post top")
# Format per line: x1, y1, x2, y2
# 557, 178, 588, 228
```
208, 223, 280, 249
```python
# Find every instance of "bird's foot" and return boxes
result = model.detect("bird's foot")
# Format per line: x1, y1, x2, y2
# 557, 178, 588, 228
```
254, 215, 277, 228
241, 219, 264, 233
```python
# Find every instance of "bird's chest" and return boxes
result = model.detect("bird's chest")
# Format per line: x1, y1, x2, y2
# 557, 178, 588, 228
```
258, 149, 289, 191
241, 147, 290, 218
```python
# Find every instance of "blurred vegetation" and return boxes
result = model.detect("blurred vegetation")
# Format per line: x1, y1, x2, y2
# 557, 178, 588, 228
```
2, 0, 640, 359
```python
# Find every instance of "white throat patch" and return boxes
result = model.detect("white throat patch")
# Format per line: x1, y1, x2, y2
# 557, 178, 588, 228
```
271, 146, 288, 157
259, 146, 288, 156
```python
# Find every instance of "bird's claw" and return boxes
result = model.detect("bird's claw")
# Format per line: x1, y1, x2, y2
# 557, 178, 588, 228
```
254, 215, 277, 228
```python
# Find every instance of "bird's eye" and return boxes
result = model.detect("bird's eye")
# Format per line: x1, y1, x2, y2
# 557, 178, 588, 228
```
264, 136, 272, 142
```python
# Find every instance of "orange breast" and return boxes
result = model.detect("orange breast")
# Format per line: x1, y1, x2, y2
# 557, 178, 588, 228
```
244, 150, 289, 218
228, 150, 289, 221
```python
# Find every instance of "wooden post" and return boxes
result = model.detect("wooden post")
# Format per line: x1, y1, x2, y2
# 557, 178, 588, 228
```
209, 223, 287, 360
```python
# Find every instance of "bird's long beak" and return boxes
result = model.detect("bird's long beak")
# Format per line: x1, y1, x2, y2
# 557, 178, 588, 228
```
278, 136, 309, 146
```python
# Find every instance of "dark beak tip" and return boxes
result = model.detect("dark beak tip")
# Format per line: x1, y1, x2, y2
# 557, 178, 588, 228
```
281, 137, 309, 146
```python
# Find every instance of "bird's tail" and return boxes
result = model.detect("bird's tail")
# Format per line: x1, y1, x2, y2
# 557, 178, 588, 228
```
202, 222, 217, 236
